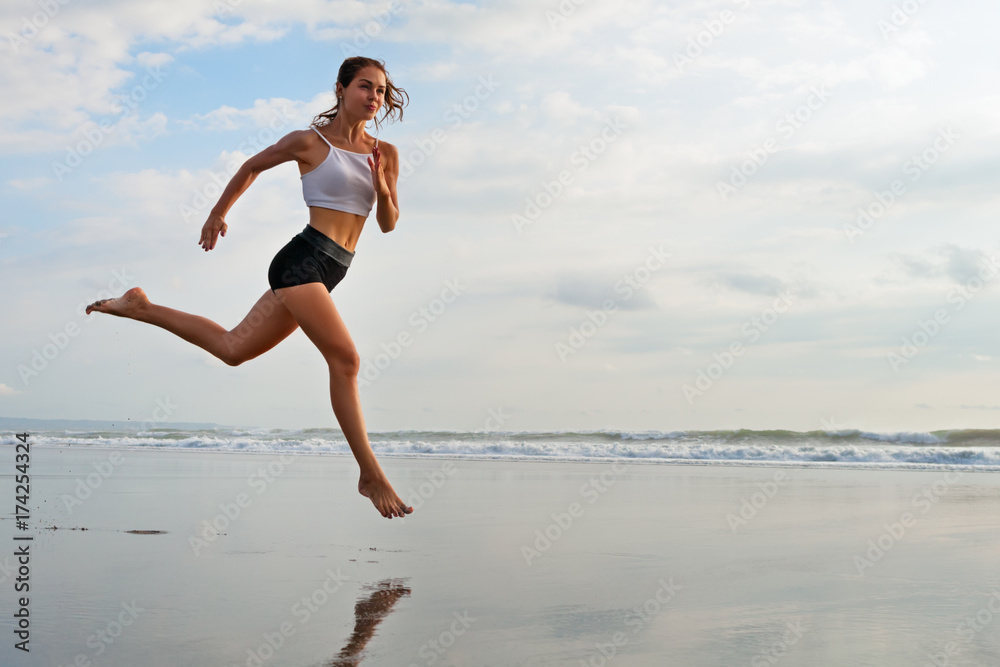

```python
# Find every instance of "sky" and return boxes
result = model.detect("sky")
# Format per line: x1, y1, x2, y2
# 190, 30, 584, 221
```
1, 0, 999, 434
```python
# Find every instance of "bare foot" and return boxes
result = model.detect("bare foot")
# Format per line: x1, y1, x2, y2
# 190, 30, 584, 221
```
358, 474, 413, 519
86, 287, 150, 317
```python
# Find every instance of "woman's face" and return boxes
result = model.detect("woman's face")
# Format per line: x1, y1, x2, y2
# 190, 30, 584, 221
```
340, 66, 386, 119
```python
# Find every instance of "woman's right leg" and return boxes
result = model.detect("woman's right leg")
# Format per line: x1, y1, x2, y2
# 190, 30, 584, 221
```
272, 282, 412, 519
86, 287, 299, 366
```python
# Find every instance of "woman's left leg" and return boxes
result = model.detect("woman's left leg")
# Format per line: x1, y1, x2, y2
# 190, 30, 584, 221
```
274, 282, 412, 519
86, 287, 299, 366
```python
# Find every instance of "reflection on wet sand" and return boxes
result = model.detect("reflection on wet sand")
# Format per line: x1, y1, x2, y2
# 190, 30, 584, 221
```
327, 579, 411, 666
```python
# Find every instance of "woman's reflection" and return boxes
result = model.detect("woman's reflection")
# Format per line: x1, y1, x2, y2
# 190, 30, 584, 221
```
327, 578, 411, 666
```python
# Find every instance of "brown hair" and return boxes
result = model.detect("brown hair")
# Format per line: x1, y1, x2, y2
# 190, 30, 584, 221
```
311, 57, 408, 132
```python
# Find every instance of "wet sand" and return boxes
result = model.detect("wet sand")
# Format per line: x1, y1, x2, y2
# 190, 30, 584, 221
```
3, 446, 1000, 666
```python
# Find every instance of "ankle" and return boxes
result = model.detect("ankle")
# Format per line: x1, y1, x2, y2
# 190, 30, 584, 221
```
359, 467, 388, 485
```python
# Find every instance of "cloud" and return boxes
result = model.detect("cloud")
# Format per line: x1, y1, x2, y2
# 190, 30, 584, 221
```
547, 273, 657, 311
182, 97, 316, 132
0, 0, 382, 148
540, 91, 600, 125
7, 177, 51, 190
708, 272, 789, 297
890, 245, 999, 285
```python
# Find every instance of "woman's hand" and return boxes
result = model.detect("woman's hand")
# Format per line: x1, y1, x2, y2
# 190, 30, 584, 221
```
368, 144, 391, 198
199, 213, 228, 251
368, 140, 400, 233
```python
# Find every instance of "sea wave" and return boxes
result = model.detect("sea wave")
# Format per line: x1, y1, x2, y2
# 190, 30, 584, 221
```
6, 427, 1000, 470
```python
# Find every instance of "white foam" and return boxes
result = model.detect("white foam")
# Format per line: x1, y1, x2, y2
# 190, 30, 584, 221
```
8, 429, 1000, 471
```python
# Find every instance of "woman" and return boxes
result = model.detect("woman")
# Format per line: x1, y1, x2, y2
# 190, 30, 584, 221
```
87, 56, 413, 519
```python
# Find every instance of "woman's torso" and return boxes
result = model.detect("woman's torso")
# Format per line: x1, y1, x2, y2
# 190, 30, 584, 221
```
298, 126, 377, 252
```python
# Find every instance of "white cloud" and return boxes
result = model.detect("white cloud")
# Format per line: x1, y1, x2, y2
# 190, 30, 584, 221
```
7, 177, 51, 190
0, 0, 386, 149
184, 97, 314, 132
540, 91, 600, 124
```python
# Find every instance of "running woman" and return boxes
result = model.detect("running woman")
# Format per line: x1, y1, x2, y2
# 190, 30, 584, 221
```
87, 56, 413, 519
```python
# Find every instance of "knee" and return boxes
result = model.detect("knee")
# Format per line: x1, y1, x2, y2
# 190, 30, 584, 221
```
219, 349, 246, 367
326, 347, 361, 377
219, 333, 248, 367
222, 354, 245, 367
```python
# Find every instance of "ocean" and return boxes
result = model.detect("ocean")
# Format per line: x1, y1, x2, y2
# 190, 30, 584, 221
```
7, 426, 1000, 470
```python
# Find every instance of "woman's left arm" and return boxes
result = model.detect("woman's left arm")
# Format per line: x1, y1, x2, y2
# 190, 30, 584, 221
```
369, 142, 400, 233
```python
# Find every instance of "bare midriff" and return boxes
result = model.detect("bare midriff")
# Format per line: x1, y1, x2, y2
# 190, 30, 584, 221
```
307, 207, 367, 253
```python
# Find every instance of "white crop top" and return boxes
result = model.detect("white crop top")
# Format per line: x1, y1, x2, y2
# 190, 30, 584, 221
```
301, 126, 377, 217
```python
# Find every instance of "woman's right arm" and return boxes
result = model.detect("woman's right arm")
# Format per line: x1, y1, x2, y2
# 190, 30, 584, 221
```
199, 130, 312, 251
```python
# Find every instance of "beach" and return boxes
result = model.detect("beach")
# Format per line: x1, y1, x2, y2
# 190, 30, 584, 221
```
3, 445, 1000, 666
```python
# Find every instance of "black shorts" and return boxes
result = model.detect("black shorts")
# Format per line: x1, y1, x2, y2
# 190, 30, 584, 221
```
268, 225, 355, 293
